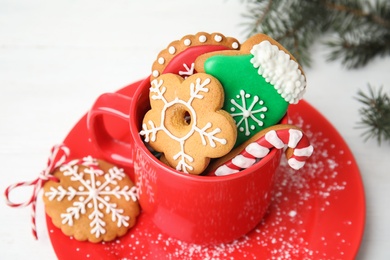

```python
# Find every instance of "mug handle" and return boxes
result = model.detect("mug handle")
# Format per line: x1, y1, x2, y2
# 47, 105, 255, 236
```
87, 92, 134, 166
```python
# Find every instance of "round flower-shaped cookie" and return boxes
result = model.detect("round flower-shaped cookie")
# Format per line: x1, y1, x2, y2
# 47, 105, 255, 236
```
140, 73, 237, 175
43, 157, 140, 243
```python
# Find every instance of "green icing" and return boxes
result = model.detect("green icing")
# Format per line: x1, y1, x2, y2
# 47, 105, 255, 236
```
204, 54, 288, 147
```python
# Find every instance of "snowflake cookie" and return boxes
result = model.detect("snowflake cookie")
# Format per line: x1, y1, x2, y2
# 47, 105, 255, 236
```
140, 73, 237, 175
43, 157, 140, 243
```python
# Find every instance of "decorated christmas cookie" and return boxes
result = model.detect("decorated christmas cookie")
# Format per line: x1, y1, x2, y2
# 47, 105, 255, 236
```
43, 157, 140, 243
195, 34, 307, 148
150, 32, 240, 80
140, 73, 237, 174
207, 124, 313, 176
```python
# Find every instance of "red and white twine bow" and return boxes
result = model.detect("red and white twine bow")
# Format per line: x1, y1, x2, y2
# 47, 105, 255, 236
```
4, 144, 70, 240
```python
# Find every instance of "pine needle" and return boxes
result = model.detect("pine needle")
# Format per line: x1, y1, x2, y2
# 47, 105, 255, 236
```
241, 0, 390, 69
356, 85, 390, 144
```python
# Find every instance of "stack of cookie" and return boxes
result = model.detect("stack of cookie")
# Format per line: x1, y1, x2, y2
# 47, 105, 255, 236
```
5, 32, 314, 246
140, 32, 313, 176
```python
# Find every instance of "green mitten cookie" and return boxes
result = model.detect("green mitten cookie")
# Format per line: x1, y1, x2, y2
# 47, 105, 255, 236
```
202, 37, 306, 147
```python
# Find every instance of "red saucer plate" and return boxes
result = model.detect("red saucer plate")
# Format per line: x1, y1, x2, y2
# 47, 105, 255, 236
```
47, 79, 365, 259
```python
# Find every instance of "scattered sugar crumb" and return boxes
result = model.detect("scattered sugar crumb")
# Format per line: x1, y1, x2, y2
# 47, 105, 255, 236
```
73, 116, 353, 259
288, 210, 297, 217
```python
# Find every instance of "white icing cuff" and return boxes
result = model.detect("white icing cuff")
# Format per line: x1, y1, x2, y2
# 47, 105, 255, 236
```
250, 40, 306, 104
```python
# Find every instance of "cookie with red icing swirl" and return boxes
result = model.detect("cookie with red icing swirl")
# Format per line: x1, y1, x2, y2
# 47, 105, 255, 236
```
150, 32, 240, 80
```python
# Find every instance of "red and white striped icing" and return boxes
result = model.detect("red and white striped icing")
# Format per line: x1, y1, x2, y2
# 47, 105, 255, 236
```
214, 128, 313, 176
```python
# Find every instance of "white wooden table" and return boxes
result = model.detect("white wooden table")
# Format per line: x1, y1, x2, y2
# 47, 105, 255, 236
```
1, 0, 389, 259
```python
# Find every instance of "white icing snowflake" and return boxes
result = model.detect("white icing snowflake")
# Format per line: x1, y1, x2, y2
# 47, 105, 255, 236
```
229, 89, 268, 136
140, 74, 234, 174
45, 159, 138, 238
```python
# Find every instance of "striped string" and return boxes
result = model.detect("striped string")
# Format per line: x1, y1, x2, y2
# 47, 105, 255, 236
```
4, 144, 70, 240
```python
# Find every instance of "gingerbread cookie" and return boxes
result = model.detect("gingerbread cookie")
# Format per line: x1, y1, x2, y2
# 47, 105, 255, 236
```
195, 34, 307, 148
140, 73, 237, 175
150, 32, 240, 80
206, 124, 313, 176
43, 157, 140, 243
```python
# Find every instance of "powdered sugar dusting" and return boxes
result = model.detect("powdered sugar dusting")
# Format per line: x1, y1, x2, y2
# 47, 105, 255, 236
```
86, 115, 358, 260
63, 113, 360, 259
247, 115, 352, 259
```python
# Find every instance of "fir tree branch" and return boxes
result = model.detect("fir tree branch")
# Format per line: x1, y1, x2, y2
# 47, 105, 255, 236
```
323, 0, 390, 29
321, 0, 390, 32
241, 0, 390, 69
241, 1, 390, 146
242, 0, 330, 67
252, 0, 273, 34
325, 0, 390, 68
356, 85, 390, 144
326, 30, 390, 68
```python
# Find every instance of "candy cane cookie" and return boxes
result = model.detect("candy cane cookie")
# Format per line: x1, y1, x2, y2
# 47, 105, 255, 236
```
206, 124, 313, 176
150, 32, 240, 81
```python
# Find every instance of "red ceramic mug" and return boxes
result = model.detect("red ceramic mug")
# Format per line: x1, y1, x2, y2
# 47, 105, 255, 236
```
87, 77, 282, 245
